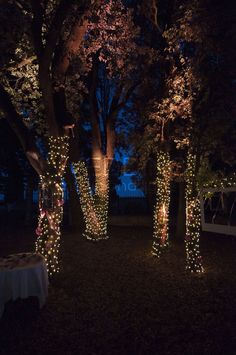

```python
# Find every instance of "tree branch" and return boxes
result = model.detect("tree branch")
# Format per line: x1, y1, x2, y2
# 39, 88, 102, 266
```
55, 16, 89, 79
90, 57, 102, 151
43, 0, 75, 71
0, 83, 45, 175
54, 0, 102, 79
0, 84, 28, 151
6, 56, 37, 71
105, 116, 115, 164
110, 82, 140, 118
31, 0, 44, 58
35, 0, 74, 136
109, 83, 123, 117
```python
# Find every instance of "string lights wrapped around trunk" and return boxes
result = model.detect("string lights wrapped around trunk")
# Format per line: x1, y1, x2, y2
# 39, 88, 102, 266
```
35, 136, 69, 275
152, 150, 171, 257
94, 171, 109, 239
72, 161, 109, 241
185, 151, 204, 273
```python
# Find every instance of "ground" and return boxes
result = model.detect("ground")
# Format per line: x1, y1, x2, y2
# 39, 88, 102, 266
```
1, 225, 236, 355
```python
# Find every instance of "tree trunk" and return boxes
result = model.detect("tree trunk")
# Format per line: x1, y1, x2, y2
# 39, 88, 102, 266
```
185, 150, 204, 273
72, 159, 109, 241
175, 180, 186, 242
66, 172, 84, 232
35, 136, 69, 275
152, 150, 171, 257
93, 154, 109, 237
24, 177, 34, 226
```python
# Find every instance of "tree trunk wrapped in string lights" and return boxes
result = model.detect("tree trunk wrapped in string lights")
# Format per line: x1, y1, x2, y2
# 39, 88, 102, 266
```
72, 161, 109, 241
93, 160, 109, 239
185, 151, 204, 273
35, 136, 69, 275
152, 150, 171, 257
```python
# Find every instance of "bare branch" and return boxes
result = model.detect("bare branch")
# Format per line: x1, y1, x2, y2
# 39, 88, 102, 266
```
110, 82, 140, 118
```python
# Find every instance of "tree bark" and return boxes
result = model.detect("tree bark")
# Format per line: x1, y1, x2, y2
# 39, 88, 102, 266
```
185, 149, 204, 273
72, 57, 111, 240
175, 180, 186, 242
152, 149, 171, 257
66, 171, 84, 232
72, 160, 108, 240
1, 0, 92, 274
24, 176, 34, 226
36, 136, 69, 275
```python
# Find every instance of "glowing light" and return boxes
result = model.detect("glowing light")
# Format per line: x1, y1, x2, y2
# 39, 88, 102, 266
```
203, 174, 236, 190
185, 151, 204, 273
35, 136, 69, 275
152, 151, 171, 257
72, 161, 109, 241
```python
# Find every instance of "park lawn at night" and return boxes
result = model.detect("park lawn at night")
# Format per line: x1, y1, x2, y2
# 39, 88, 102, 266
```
1, 225, 236, 355
0, 1, 235, 354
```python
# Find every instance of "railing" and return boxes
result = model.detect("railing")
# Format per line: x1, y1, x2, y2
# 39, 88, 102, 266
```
200, 187, 236, 236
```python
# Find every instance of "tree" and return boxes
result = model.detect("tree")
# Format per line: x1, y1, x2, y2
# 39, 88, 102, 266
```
0, 0, 98, 274
139, 0, 236, 272
126, 0, 180, 258
169, 0, 236, 272
72, 0, 156, 241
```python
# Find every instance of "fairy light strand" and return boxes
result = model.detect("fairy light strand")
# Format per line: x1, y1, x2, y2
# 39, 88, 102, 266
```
203, 174, 236, 190
185, 151, 204, 273
35, 136, 69, 275
152, 151, 171, 257
72, 161, 109, 241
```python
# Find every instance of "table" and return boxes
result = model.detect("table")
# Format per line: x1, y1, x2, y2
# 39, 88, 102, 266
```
0, 253, 48, 318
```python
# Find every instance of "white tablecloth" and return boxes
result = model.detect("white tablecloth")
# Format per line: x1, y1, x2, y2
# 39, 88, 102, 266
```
0, 253, 48, 318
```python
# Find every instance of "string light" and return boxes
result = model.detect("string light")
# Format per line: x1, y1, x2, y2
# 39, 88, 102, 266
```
72, 161, 109, 241
185, 151, 204, 273
152, 150, 171, 257
35, 136, 69, 275
203, 174, 236, 190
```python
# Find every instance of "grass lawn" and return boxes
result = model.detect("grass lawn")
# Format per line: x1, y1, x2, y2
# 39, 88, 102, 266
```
0, 225, 236, 355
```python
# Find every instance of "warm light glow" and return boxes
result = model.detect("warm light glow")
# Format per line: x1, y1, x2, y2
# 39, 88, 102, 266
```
152, 151, 171, 257
185, 152, 204, 273
204, 174, 236, 190
162, 203, 166, 217
72, 161, 109, 241
35, 136, 69, 275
